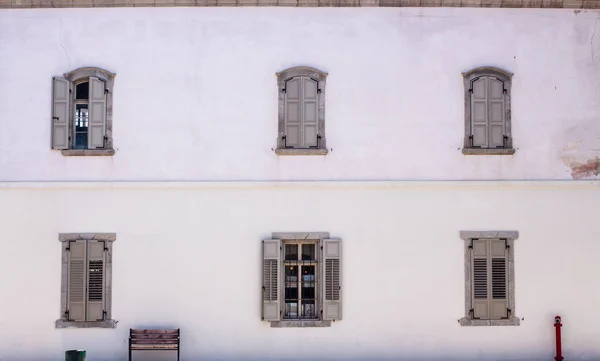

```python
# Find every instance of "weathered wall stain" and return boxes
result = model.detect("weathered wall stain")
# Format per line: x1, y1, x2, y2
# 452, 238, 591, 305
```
571, 157, 600, 179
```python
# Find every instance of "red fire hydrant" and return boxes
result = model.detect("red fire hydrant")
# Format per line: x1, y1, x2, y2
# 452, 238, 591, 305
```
554, 316, 564, 361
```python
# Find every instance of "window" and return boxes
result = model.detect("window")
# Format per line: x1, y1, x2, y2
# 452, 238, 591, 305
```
52, 67, 115, 156
462, 67, 514, 155
56, 233, 116, 328
276, 67, 328, 156
262, 232, 341, 327
459, 231, 519, 326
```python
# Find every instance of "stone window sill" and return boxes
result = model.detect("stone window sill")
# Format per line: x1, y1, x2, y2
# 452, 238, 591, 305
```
55, 319, 117, 329
462, 148, 515, 156
270, 320, 332, 328
459, 317, 520, 326
61, 149, 115, 157
275, 148, 328, 156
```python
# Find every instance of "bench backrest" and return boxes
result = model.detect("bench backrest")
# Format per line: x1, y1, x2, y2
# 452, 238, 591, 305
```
129, 329, 180, 347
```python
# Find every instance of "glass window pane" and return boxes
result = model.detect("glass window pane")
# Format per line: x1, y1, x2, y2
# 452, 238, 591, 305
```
284, 244, 298, 260
301, 244, 316, 260
75, 82, 89, 100
74, 104, 88, 149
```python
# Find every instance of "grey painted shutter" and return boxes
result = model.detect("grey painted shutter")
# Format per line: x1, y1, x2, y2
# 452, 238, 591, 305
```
88, 77, 106, 149
262, 239, 281, 321
488, 78, 506, 148
471, 239, 489, 319
67, 240, 86, 322
284, 78, 301, 147
470, 77, 488, 148
302, 77, 319, 147
86, 240, 106, 321
52, 77, 70, 150
322, 238, 342, 321
490, 239, 508, 319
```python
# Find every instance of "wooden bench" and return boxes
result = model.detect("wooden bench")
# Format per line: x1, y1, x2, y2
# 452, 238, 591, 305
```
129, 328, 180, 361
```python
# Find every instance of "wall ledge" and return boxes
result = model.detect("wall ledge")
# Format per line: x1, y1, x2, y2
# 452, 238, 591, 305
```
1, 0, 599, 8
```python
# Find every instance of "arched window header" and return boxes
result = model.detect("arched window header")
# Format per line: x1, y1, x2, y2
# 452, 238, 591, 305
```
63, 67, 116, 83
276, 66, 328, 84
462, 66, 513, 81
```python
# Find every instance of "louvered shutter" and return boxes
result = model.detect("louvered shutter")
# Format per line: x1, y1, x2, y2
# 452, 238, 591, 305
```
88, 77, 106, 149
262, 239, 281, 321
86, 240, 106, 321
470, 77, 488, 148
471, 239, 489, 319
322, 238, 342, 321
52, 77, 70, 150
488, 78, 506, 148
284, 78, 301, 148
302, 77, 319, 147
490, 239, 508, 319
67, 241, 86, 322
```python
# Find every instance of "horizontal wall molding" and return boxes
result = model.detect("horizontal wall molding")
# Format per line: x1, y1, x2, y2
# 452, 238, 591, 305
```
1, 0, 599, 8
0, 180, 597, 190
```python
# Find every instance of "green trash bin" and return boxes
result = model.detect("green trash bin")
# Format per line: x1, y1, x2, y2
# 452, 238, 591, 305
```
65, 350, 86, 361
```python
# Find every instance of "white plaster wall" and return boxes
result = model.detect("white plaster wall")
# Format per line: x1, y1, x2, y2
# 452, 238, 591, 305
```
1, 8, 600, 181
0, 181, 598, 361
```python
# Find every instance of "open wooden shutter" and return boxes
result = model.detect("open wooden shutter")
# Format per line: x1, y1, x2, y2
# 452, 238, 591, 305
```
322, 238, 342, 321
302, 77, 319, 147
471, 239, 489, 319
490, 239, 508, 319
284, 78, 301, 148
86, 240, 106, 321
262, 239, 281, 321
470, 77, 488, 148
67, 241, 86, 322
88, 77, 106, 149
488, 78, 506, 148
52, 77, 70, 150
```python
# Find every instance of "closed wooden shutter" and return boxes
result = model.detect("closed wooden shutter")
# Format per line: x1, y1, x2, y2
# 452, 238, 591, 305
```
88, 77, 106, 149
302, 77, 319, 147
471, 238, 508, 320
471, 239, 489, 319
470, 77, 488, 148
86, 240, 106, 321
284, 78, 301, 148
490, 239, 508, 319
67, 241, 86, 322
322, 238, 342, 321
262, 239, 281, 321
52, 77, 70, 150
488, 78, 506, 148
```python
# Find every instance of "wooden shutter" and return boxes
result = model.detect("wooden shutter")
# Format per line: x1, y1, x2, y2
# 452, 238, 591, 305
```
322, 238, 342, 321
490, 239, 508, 319
52, 77, 70, 150
470, 77, 488, 148
86, 240, 106, 321
67, 241, 86, 322
471, 238, 509, 320
88, 77, 106, 149
262, 239, 281, 321
302, 77, 319, 147
488, 78, 506, 148
284, 78, 301, 148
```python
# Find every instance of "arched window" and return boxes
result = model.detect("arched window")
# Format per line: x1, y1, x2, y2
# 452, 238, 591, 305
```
52, 67, 115, 156
276, 66, 328, 155
462, 67, 514, 155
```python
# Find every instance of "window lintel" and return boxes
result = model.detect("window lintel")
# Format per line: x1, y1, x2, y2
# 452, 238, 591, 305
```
63, 67, 116, 83
462, 66, 513, 81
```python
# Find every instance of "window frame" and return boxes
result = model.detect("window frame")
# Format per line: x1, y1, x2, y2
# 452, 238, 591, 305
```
58, 67, 115, 156
462, 66, 515, 155
275, 66, 328, 156
459, 230, 520, 326
282, 240, 320, 320
55, 233, 117, 329
269, 232, 332, 328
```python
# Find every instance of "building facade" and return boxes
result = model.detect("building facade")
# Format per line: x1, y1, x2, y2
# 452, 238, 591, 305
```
0, 3, 599, 361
